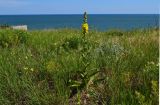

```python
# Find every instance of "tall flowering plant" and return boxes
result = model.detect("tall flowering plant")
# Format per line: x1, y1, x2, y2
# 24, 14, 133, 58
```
82, 12, 89, 36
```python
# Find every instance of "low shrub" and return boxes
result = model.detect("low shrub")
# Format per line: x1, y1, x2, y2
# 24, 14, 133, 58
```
0, 29, 29, 48
105, 30, 124, 36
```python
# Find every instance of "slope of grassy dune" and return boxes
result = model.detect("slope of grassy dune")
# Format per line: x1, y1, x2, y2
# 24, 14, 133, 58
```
0, 28, 159, 105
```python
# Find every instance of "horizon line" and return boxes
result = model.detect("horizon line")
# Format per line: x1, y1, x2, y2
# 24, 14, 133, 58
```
0, 13, 159, 15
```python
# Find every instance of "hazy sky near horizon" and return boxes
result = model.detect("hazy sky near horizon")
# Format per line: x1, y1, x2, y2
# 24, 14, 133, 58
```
0, 0, 159, 14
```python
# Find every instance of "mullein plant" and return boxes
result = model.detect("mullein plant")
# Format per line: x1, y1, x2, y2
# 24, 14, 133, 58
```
68, 12, 90, 101
81, 12, 90, 55
82, 12, 89, 37
68, 12, 102, 104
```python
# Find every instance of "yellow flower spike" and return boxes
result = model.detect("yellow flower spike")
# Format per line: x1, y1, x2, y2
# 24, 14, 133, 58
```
82, 23, 89, 34
82, 12, 89, 35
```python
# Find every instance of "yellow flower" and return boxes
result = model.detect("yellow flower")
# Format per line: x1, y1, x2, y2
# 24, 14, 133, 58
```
46, 60, 59, 72
151, 80, 158, 97
82, 23, 89, 34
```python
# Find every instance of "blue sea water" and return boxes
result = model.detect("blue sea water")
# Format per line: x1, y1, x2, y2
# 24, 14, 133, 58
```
0, 14, 159, 31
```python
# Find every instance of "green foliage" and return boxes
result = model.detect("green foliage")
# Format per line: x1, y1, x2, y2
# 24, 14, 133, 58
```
62, 36, 82, 51
143, 61, 159, 80
0, 28, 158, 105
105, 29, 124, 36
0, 24, 10, 29
0, 29, 28, 48
68, 70, 102, 97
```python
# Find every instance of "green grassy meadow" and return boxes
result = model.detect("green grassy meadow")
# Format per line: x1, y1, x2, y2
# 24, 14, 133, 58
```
0, 28, 159, 105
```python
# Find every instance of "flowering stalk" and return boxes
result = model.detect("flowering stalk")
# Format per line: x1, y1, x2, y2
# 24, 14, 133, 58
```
82, 12, 89, 36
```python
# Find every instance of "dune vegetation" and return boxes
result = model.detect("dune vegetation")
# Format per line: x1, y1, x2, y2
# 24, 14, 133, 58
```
0, 28, 159, 105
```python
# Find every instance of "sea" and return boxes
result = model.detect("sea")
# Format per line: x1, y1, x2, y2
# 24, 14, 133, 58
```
0, 14, 159, 31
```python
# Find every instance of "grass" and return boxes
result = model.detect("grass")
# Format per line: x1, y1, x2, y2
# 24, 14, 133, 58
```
0, 28, 159, 105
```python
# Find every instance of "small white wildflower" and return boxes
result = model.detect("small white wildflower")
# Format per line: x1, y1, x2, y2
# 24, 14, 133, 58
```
25, 56, 28, 59
30, 68, 34, 72
54, 43, 57, 46
150, 61, 154, 65
24, 67, 28, 70
156, 63, 159, 67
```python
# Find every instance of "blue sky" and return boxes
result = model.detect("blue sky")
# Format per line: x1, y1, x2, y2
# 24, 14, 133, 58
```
0, 0, 159, 14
